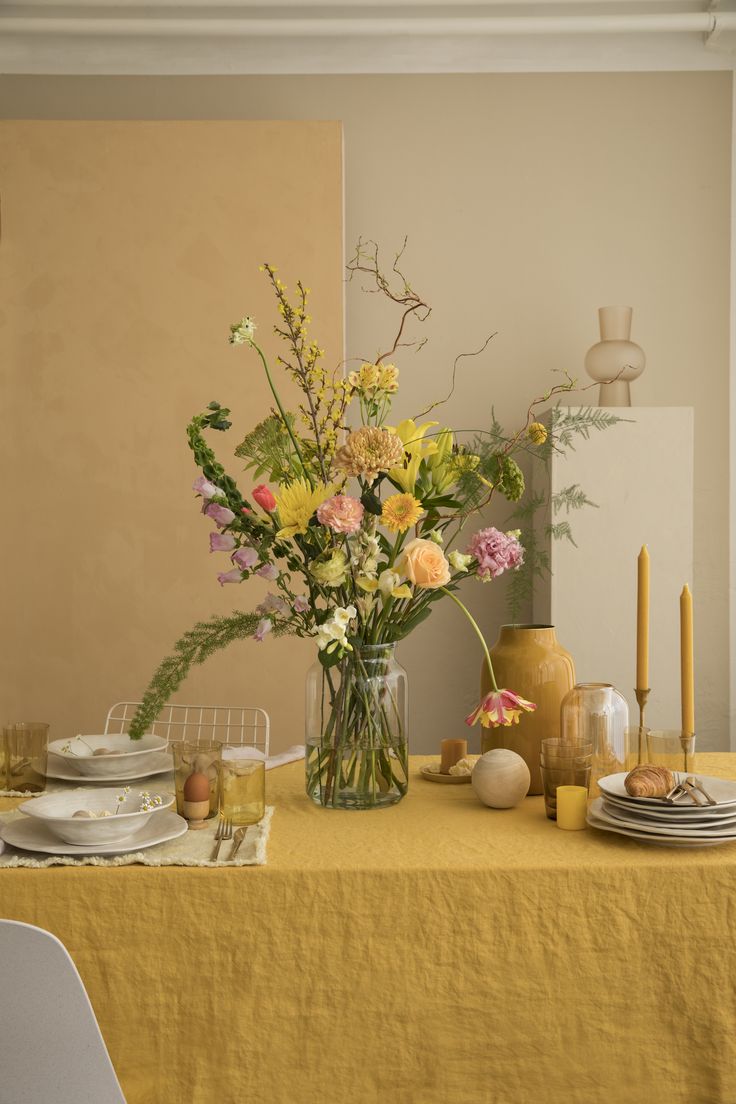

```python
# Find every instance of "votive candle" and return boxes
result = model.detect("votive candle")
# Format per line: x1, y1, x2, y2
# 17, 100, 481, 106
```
440, 738, 467, 774
556, 786, 588, 831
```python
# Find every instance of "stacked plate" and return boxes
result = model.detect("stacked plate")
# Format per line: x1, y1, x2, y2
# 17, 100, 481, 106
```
588, 772, 736, 848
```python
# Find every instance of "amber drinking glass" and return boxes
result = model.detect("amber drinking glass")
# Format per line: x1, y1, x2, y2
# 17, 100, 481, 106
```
646, 730, 697, 775
3, 723, 49, 793
219, 745, 266, 826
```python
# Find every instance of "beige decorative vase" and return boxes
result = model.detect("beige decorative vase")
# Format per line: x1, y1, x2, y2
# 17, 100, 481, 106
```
480, 625, 575, 796
584, 305, 645, 407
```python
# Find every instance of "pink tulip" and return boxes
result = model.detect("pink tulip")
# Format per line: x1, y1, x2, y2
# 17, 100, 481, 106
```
252, 485, 277, 512
465, 689, 536, 728
210, 532, 236, 553
256, 563, 279, 581
205, 503, 235, 528
232, 546, 259, 570
217, 569, 243, 586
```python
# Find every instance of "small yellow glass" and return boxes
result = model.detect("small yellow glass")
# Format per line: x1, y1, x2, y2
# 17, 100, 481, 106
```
220, 746, 265, 826
4, 723, 49, 793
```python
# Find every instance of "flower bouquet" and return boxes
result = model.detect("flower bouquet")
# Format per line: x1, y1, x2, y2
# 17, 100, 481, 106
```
129, 242, 603, 809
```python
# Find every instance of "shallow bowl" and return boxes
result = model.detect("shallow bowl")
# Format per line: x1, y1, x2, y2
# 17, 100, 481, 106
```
19, 787, 174, 845
47, 734, 168, 777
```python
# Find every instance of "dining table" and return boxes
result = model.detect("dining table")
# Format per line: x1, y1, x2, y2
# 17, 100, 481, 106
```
1, 752, 736, 1104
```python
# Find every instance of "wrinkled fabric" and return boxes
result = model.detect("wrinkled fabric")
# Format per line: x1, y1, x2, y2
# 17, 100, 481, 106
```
1, 754, 735, 1104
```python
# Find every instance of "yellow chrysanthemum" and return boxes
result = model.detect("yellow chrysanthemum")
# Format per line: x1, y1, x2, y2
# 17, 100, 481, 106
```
381, 493, 423, 533
275, 479, 338, 539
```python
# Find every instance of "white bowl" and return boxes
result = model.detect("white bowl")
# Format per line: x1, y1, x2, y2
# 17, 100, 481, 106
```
19, 787, 174, 845
48, 734, 168, 777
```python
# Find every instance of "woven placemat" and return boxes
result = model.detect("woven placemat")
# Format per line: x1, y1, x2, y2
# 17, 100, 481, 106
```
0, 806, 273, 868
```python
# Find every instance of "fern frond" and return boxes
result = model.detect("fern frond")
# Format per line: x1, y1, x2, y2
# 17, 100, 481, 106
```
128, 611, 294, 739
552, 485, 598, 515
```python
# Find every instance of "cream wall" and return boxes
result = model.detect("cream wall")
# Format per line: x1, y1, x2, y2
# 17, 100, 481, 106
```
0, 73, 731, 750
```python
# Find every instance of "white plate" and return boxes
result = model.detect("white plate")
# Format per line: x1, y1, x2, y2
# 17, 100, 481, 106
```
0, 810, 187, 856
598, 772, 736, 809
587, 799, 736, 848
44, 752, 173, 784
601, 792, 736, 823
595, 800, 736, 839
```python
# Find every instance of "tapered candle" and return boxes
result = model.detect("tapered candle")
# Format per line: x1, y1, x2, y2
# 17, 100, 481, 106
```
680, 584, 694, 736
636, 545, 650, 691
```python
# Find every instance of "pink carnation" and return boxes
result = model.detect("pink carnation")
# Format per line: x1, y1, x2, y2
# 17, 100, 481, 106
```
467, 527, 524, 582
316, 494, 364, 535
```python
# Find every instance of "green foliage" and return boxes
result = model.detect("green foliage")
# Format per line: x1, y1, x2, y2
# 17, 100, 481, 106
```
235, 412, 297, 482
127, 611, 294, 739
553, 484, 598, 515
187, 404, 246, 513
549, 406, 622, 450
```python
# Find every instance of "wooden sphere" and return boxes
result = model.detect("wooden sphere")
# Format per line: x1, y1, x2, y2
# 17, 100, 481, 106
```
471, 749, 531, 809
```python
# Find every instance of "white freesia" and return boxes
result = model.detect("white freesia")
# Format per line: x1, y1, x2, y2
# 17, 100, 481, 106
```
228, 315, 257, 346
315, 605, 357, 652
378, 570, 401, 598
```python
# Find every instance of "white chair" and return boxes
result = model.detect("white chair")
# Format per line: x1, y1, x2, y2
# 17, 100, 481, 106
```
0, 920, 126, 1104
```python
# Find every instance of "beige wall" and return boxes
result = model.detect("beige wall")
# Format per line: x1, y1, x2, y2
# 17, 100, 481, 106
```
0, 119, 343, 750
0, 73, 731, 750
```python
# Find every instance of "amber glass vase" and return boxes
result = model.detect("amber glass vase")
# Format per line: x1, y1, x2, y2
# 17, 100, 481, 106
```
480, 625, 575, 795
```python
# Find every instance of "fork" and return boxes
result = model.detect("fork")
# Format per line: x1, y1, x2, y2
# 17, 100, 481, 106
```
211, 816, 233, 862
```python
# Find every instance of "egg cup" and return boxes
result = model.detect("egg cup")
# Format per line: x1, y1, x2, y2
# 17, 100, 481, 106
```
171, 741, 220, 830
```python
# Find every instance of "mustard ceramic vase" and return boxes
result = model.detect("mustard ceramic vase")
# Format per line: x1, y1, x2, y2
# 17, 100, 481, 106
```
480, 625, 575, 795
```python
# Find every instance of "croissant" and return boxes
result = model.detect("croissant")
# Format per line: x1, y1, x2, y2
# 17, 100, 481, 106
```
624, 764, 675, 798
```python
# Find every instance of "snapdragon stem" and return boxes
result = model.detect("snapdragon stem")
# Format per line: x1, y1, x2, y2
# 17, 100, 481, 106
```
439, 587, 498, 692
251, 341, 314, 488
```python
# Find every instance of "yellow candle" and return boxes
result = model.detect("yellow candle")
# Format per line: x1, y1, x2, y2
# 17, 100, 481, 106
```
636, 545, 650, 691
680, 584, 695, 736
556, 786, 588, 831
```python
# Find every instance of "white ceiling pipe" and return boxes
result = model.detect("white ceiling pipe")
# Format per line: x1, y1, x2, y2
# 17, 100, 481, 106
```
0, 12, 728, 37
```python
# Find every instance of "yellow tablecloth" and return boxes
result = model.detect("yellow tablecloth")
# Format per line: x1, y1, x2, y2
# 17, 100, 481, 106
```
2, 754, 736, 1104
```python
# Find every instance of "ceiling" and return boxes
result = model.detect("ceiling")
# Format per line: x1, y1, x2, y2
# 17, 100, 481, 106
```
1, 1, 735, 74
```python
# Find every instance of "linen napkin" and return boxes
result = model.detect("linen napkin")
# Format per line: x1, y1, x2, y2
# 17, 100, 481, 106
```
266, 744, 305, 770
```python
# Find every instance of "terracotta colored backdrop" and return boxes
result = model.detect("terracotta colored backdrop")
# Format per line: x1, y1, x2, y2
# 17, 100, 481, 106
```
0, 120, 343, 750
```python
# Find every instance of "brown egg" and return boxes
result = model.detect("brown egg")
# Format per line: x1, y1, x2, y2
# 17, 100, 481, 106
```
183, 770, 210, 803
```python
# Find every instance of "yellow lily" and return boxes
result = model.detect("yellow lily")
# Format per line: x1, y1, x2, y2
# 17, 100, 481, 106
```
426, 428, 456, 493
356, 573, 412, 601
387, 419, 439, 493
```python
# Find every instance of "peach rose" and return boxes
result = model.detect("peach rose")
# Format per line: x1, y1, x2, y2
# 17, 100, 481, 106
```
399, 538, 451, 589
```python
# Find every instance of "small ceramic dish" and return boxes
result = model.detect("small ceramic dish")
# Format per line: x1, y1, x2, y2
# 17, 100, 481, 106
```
19, 787, 174, 845
47, 734, 168, 778
419, 765, 472, 785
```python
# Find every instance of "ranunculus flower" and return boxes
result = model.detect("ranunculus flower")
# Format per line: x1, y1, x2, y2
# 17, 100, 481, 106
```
232, 546, 259, 571
316, 494, 364, 535
309, 549, 348, 589
210, 532, 236, 553
256, 563, 279, 581
217, 569, 243, 586
465, 689, 536, 728
193, 475, 223, 500
468, 527, 524, 582
252, 484, 277, 512
399, 538, 451, 589
448, 550, 473, 573
293, 595, 310, 613
253, 618, 272, 642
205, 503, 235, 528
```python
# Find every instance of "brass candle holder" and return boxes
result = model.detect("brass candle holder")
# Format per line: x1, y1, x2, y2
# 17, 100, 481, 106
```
680, 731, 695, 774
634, 687, 650, 766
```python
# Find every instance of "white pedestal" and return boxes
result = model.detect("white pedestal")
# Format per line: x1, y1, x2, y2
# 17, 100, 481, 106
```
533, 407, 694, 733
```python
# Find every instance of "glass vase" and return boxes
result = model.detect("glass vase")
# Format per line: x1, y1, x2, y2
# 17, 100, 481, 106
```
560, 682, 629, 797
305, 643, 408, 810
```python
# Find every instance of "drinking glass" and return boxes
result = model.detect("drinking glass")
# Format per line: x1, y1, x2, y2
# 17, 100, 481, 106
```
540, 763, 592, 821
3, 723, 49, 793
171, 741, 220, 827
646, 730, 697, 775
219, 745, 266, 826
